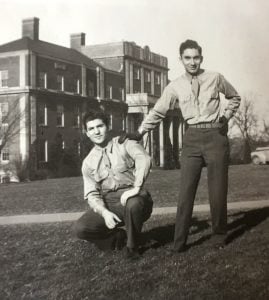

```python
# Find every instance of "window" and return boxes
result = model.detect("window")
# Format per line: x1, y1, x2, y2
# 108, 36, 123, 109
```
0, 70, 8, 88
57, 75, 64, 91
56, 104, 64, 127
39, 72, 47, 89
106, 85, 113, 99
88, 80, 95, 97
0, 102, 8, 124
145, 70, 151, 83
109, 113, 113, 129
73, 106, 80, 127
122, 114, 125, 131
155, 73, 161, 85
39, 103, 47, 126
119, 88, 125, 101
133, 67, 140, 80
1, 148, 9, 161
39, 140, 48, 162
76, 79, 80, 94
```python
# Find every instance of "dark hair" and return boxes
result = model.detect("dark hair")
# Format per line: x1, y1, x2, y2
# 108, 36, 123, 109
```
179, 39, 202, 56
83, 110, 109, 130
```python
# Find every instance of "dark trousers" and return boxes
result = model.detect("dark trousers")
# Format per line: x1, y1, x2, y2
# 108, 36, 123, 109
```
74, 189, 153, 249
174, 127, 229, 250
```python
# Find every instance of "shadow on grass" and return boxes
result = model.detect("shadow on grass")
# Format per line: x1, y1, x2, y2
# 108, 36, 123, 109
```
141, 217, 211, 252
141, 207, 269, 252
226, 207, 269, 244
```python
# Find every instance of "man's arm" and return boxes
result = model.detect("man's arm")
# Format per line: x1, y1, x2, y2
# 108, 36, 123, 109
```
218, 74, 241, 120
82, 162, 121, 228
118, 84, 178, 143
138, 85, 178, 134
120, 139, 152, 206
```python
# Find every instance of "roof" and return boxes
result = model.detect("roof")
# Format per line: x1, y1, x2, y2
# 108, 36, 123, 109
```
0, 37, 101, 69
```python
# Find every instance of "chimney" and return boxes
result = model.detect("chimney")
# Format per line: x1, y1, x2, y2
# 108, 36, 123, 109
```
70, 33, 85, 49
22, 17, 39, 40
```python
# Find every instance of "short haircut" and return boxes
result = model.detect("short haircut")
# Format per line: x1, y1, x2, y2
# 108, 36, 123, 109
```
179, 39, 202, 56
83, 110, 109, 130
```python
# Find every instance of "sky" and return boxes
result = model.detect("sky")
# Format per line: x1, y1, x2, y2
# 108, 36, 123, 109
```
1, 0, 269, 118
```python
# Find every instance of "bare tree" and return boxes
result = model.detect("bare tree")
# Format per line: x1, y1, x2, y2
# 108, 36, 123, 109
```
0, 96, 25, 155
231, 92, 259, 163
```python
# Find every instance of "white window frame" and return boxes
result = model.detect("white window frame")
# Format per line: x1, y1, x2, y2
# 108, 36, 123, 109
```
1, 147, 10, 162
76, 79, 80, 94
73, 106, 80, 128
56, 104, 64, 127
107, 85, 113, 99
39, 72, 47, 89
57, 75, 64, 91
155, 73, 161, 85
39, 103, 48, 126
133, 67, 140, 80
145, 70, 151, 83
0, 70, 8, 88
109, 113, 113, 129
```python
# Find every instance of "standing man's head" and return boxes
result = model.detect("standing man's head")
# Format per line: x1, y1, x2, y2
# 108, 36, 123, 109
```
83, 111, 109, 147
179, 39, 203, 76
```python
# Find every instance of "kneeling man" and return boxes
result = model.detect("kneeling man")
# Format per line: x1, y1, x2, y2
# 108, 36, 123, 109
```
74, 111, 153, 259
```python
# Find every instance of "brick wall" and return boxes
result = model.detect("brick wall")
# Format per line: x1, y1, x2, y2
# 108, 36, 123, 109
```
0, 56, 20, 87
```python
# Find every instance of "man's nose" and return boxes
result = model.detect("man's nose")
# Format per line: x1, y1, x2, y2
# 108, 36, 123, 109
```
94, 127, 100, 134
190, 58, 195, 65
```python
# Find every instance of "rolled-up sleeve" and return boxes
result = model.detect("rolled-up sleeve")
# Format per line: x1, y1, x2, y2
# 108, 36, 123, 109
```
82, 161, 106, 215
140, 84, 178, 132
124, 140, 152, 188
218, 74, 241, 120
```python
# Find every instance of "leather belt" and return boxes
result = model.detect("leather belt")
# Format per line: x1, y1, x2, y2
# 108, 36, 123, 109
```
188, 122, 222, 129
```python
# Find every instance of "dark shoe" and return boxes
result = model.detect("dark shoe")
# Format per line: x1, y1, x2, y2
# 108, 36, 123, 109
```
170, 245, 188, 254
126, 247, 141, 260
112, 229, 127, 251
210, 234, 227, 249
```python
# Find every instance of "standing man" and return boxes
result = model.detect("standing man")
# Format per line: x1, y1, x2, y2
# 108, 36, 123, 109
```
74, 111, 153, 260
120, 39, 241, 252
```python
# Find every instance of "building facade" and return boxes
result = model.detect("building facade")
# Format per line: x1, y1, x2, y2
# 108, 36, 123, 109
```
75, 39, 184, 168
0, 17, 184, 182
0, 18, 127, 182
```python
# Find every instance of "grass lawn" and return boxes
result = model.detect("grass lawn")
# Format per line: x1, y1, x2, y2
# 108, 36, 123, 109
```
1, 208, 269, 300
0, 164, 269, 216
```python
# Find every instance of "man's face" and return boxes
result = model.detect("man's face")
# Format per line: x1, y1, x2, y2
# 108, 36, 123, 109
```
180, 48, 203, 75
86, 118, 108, 146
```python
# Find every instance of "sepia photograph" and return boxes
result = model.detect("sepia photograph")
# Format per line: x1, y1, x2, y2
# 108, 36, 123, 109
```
0, 0, 269, 299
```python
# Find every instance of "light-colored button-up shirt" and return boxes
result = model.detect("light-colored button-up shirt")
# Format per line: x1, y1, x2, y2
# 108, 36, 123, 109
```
82, 137, 151, 215
140, 70, 241, 132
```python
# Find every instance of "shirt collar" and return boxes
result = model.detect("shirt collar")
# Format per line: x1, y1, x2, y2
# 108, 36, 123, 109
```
94, 139, 113, 153
184, 69, 205, 82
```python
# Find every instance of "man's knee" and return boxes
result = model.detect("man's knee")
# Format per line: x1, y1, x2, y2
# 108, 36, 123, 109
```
126, 196, 153, 220
73, 220, 88, 240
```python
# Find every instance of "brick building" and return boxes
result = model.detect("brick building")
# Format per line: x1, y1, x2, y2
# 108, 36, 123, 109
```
0, 17, 184, 182
74, 39, 184, 168
0, 18, 126, 182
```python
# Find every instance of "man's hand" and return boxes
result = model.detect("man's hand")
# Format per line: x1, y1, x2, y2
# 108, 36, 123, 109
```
120, 187, 140, 206
118, 131, 143, 144
102, 210, 121, 229
219, 115, 228, 135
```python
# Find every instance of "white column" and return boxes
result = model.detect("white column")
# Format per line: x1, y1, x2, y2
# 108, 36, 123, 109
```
169, 116, 174, 148
81, 65, 87, 97
125, 60, 130, 94
129, 63, 133, 93
159, 121, 164, 167
151, 70, 155, 95
140, 67, 144, 93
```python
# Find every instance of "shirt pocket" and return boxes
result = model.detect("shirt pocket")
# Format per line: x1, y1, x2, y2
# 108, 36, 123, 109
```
180, 94, 196, 119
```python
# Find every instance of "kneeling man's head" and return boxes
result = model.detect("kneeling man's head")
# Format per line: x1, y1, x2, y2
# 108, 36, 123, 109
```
83, 111, 109, 147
